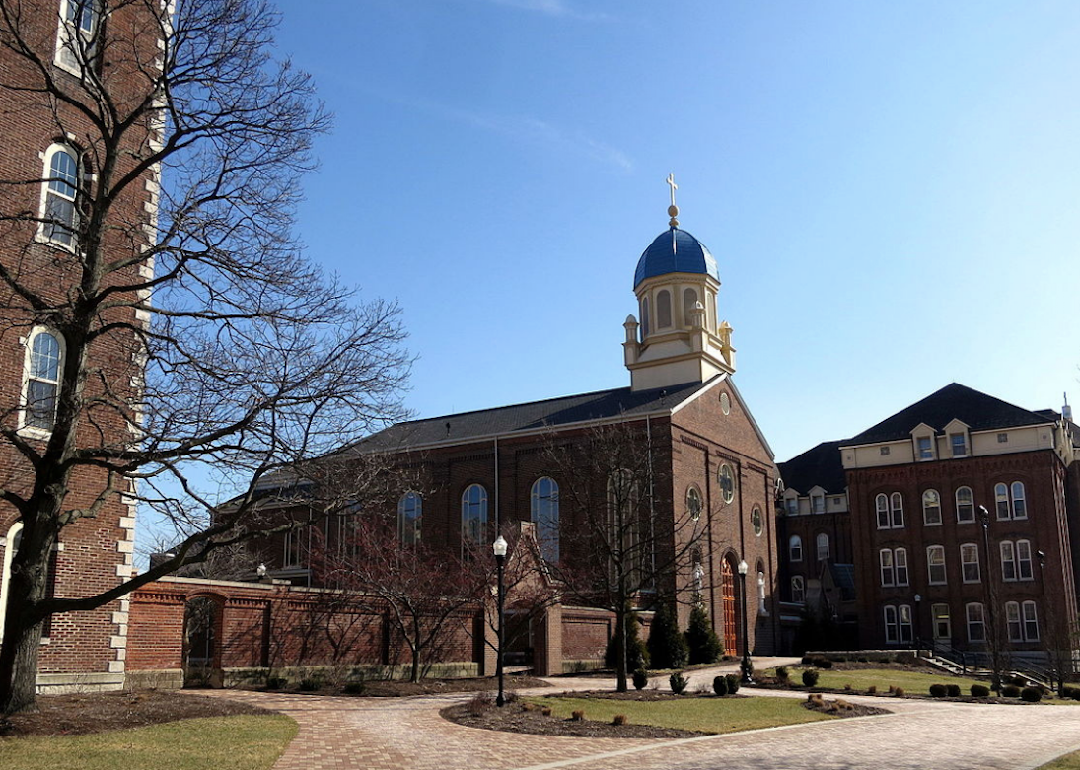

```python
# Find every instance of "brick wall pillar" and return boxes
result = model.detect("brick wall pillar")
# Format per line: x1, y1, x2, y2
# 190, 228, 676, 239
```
533, 602, 562, 676
480, 596, 498, 676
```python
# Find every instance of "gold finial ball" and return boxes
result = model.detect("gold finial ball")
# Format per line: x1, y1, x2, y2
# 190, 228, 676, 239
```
668, 205, 679, 218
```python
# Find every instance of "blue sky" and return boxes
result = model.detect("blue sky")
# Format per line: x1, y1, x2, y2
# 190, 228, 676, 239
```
268, 0, 1080, 463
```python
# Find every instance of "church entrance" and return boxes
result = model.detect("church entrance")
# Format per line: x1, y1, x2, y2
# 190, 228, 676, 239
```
720, 558, 738, 657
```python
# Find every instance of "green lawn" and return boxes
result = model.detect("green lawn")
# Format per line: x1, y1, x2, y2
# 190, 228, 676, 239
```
530, 695, 834, 734
0, 715, 297, 770
776, 667, 986, 695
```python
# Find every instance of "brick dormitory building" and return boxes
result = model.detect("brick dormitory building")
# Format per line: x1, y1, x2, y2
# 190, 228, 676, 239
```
778, 383, 1080, 665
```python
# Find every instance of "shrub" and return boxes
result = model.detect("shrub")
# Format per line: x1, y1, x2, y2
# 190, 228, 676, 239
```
632, 668, 649, 691
1010, 674, 1027, 687
669, 671, 689, 695
800, 656, 813, 666
887, 685, 895, 694
612, 714, 627, 726
867, 685, 876, 694
541, 706, 552, 716
894, 687, 905, 697
1021, 687, 1043, 703
343, 681, 366, 695
971, 684, 990, 697
571, 710, 585, 721
836, 698, 854, 711
802, 669, 820, 687
946, 684, 961, 697
298, 677, 323, 692
843, 683, 852, 691
712, 675, 729, 697
468, 692, 494, 715
265, 676, 287, 690
726, 673, 740, 695
1062, 686, 1080, 700
929, 684, 948, 698
1002, 685, 1021, 698
684, 600, 723, 665
648, 603, 688, 670
775, 665, 790, 683
605, 609, 650, 672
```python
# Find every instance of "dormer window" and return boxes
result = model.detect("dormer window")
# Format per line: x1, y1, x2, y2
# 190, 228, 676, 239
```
784, 497, 798, 516
811, 493, 825, 514
950, 433, 968, 457
916, 436, 933, 460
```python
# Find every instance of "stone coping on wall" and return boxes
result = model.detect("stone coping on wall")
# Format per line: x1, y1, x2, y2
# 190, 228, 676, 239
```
37, 671, 126, 694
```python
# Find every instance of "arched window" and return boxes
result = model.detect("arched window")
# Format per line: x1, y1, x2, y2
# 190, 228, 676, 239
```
398, 491, 422, 547
0, 521, 24, 642
816, 532, 829, 561
880, 548, 895, 586
717, 463, 735, 504
876, 494, 890, 529
685, 486, 702, 522
995, 483, 1010, 520
41, 144, 81, 247
751, 506, 763, 536
656, 289, 672, 328
608, 469, 643, 582
955, 486, 974, 523
1000, 540, 1017, 581
922, 489, 941, 525
895, 547, 908, 586
791, 575, 805, 604
1017, 540, 1033, 580
531, 476, 559, 563
926, 545, 947, 584
890, 492, 904, 527
683, 287, 698, 326
789, 534, 803, 562
640, 297, 650, 338
1022, 600, 1039, 641
461, 484, 488, 552
1011, 482, 1027, 519
23, 328, 62, 432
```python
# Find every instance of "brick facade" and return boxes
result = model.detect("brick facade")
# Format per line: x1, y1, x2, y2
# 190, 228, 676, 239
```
0, 0, 156, 690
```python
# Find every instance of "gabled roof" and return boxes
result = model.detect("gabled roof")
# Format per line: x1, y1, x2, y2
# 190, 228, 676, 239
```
844, 383, 1053, 446
778, 440, 847, 495
354, 380, 710, 452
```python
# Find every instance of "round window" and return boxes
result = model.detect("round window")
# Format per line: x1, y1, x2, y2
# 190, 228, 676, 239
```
686, 487, 702, 521
752, 506, 762, 536
718, 463, 735, 504
720, 392, 731, 415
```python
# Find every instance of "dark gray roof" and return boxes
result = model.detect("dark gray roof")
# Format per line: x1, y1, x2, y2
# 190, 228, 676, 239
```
845, 383, 1052, 446
778, 440, 847, 495
355, 380, 709, 452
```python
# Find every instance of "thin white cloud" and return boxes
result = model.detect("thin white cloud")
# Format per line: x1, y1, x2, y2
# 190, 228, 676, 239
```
483, 0, 611, 22
389, 94, 633, 172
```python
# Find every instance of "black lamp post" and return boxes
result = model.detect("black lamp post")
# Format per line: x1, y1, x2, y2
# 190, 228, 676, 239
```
913, 594, 922, 654
738, 559, 753, 684
492, 535, 508, 707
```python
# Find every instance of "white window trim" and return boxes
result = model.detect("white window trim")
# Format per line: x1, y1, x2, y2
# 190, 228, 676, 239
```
789, 535, 803, 563
36, 143, 82, 250
922, 489, 942, 526
54, 0, 103, 76
1000, 540, 1017, 582
961, 543, 981, 584
955, 486, 975, 523
1022, 600, 1040, 642
18, 326, 65, 439
461, 483, 489, 554
926, 545, 947, 585
966, 602, 986, 643
0, 521, 24, 642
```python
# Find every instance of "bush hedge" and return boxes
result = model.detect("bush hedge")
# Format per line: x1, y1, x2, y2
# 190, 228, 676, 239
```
712, 675, 729, 697
946, 684, 961, 697
802, 669, 820, 687
971, 683, 990, 697
929, 684, 948, 698
1021, 687, 1043, 703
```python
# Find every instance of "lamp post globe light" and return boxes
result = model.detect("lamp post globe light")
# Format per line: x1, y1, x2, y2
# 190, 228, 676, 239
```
493, 535, 508, 707
738, 559, 753, 684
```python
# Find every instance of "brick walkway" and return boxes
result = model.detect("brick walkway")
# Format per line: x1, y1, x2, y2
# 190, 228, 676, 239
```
211, 666, 1080, 770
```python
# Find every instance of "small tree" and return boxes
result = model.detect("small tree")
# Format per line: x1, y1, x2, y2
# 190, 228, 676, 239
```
647, 603, 687, 670
685, 598, 722, 665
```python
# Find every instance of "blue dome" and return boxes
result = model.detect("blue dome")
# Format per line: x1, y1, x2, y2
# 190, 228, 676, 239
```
633, 227, 719, 289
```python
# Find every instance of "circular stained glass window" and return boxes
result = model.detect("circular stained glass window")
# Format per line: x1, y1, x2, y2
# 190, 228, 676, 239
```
752, 506, 762, 536
720, 392, 731, 415
718, 463, 735, 504
686, 487, 702, 521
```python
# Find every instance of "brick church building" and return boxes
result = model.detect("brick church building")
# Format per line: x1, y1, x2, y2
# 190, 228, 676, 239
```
778, 383, 1080, 663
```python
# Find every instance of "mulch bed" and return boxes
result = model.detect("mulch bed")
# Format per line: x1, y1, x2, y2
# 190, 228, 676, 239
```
0, 690, 273, 738
442, 691, 891, 738
441, 700, 696, 739
802, 696, 891, 719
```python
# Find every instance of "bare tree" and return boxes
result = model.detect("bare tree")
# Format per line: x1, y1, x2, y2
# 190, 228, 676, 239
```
310, 516, 489, 683
541, 420, 709, 692
0, 0, 409, 713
